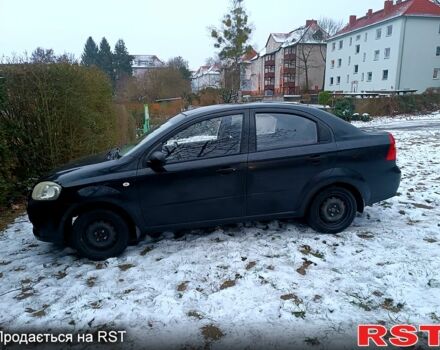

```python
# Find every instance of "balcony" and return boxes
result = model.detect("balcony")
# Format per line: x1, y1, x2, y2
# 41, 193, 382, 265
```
264, 59, 275, 67
284, 53, 296, 60
264, 84, 275, 91
283, 67, 296, 74
264, 72, 275, 78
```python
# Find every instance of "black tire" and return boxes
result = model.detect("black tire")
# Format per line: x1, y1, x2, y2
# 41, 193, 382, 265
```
307, 187, 357, 233
71, 209, 129, 260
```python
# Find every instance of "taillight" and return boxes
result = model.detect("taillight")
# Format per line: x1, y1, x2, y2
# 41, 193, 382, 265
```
386, 133, 396, 161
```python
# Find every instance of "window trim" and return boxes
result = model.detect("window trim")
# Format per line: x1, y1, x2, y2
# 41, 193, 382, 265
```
145, 110, 249, 165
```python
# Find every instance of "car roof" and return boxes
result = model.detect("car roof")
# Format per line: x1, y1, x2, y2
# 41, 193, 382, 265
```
182, 102, 324, 118
182, 102, 362, 139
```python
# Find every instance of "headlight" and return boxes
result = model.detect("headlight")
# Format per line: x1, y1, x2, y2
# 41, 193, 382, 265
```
32, 181, 62, 201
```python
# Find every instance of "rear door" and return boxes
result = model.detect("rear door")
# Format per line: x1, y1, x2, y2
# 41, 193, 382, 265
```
137, 110, 250, 227
246, 108, 336, 217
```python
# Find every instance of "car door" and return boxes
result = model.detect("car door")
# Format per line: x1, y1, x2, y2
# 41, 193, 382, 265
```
246, 108, 336, 217
136, 110, 249, 228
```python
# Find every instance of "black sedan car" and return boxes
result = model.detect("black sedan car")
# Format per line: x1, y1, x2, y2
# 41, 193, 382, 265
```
27, 103, 401, 260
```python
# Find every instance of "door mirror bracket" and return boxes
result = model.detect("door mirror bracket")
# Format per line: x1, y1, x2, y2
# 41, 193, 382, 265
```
147, 151, 166, 170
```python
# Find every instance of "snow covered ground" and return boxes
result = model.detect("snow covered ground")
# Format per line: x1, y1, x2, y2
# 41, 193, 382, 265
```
0, 112, 439, 349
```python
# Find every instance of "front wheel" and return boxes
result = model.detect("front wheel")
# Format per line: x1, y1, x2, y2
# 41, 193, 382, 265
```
71, 209, 129, 260
307, 187, 357, 233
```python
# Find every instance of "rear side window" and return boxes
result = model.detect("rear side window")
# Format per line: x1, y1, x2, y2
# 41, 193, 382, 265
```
255, 113, 317, 151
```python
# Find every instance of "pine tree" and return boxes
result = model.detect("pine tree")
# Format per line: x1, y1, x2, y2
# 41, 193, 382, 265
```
97, 37, 114, 81
210, 0, 253, 93
81, 37, 99, 66
113, 39, 133, 81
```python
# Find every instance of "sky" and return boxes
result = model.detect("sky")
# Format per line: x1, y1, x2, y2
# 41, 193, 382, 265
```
0, 0, 387, 70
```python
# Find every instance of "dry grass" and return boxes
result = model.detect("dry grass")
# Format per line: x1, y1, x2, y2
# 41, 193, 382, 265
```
201, 324, 224, 342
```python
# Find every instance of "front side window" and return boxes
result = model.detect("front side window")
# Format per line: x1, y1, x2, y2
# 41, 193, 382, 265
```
355, 45, 360, 54
385, 47, 391, 59
162, 114, 243, 163
436, 46, 440, 56
255, 113, 318, 151
383, 69, 389, 80
434, 68, 440, 80
367, 72, 373, 81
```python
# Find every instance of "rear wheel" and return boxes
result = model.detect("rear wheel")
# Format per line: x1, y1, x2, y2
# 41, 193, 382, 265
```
307, 187, 357, 233
71, 209, 129, 260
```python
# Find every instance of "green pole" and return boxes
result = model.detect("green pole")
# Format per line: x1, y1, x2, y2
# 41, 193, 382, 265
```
143, 104, 150, 134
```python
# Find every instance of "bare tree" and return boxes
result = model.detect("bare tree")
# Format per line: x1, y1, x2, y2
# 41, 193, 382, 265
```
317, 17, 344, 63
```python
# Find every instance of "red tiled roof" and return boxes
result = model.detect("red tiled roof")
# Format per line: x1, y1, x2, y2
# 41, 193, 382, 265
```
336, 0, 440, 37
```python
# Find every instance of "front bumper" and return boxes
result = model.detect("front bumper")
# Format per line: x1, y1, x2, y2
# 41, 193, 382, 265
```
27, 199, 68, 244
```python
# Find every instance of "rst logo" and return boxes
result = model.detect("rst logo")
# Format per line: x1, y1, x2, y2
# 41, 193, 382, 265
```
358, 324, 440, 347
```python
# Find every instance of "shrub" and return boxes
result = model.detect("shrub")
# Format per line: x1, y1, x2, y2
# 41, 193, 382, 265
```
318, 91, 332, 106
0, 63, 135, 208
333, 98, 355, 121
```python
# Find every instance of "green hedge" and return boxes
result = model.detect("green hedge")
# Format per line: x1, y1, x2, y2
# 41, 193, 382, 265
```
0, 63, 134, 208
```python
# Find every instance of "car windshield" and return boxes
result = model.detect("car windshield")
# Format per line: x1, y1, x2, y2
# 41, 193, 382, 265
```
120, 113, 186, 157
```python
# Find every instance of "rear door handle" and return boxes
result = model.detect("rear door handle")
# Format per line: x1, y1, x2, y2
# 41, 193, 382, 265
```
216, 167, 237, 174
308, 155, 323, 164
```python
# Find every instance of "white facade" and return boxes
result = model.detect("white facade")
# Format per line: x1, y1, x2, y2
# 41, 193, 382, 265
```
191, 65, 221, 92
132, 55, 164, 77
325, 2, 440, 93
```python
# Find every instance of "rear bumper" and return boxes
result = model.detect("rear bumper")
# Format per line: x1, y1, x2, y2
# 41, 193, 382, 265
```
367, 165, 401, 205
27, 199, 67, 244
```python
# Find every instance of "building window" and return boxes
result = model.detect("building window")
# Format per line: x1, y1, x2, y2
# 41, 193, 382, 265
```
346, 74, 350, 83
367, 72, 373, 82
348, 56, 351, 65
336, 76, 341, 85
361, 72, 365, 81
387, 25, 393, 36
354, 65, 359, 74
338, 58, 342, 67
376, 28, 382, 39
434, 68, 440, 80
330, 77, 334, 85
385, 48, 391, 59
349, 37, 353, 46
332, 42, 336, 51
355, 44, 360, 54
339, 40, 343, 49
363, 52, 367, 62
364, 32, 368, 42
374, 50, 380, 61
436, 46, 440, 56
331, 60, 335, 68
382, 70, 389, 80
356, 34, 361, 41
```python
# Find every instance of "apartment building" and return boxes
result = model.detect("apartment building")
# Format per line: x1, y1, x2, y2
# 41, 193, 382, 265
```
325, 0, 440, 93
241, 20, 328, 96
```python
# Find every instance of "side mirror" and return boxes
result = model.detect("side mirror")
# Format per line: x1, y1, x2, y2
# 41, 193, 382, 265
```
148, 151, 166, 168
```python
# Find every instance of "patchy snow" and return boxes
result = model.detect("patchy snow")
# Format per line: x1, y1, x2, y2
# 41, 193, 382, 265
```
1, 113, 440, 349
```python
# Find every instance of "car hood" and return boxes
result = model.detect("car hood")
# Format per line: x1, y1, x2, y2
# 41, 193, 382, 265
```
42, 153, 137, 187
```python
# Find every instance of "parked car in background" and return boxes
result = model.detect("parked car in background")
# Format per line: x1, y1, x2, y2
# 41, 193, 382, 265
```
27, 103, 401, 260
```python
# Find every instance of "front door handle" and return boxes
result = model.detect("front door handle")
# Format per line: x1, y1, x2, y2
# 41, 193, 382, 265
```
216, 167, 237, 174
